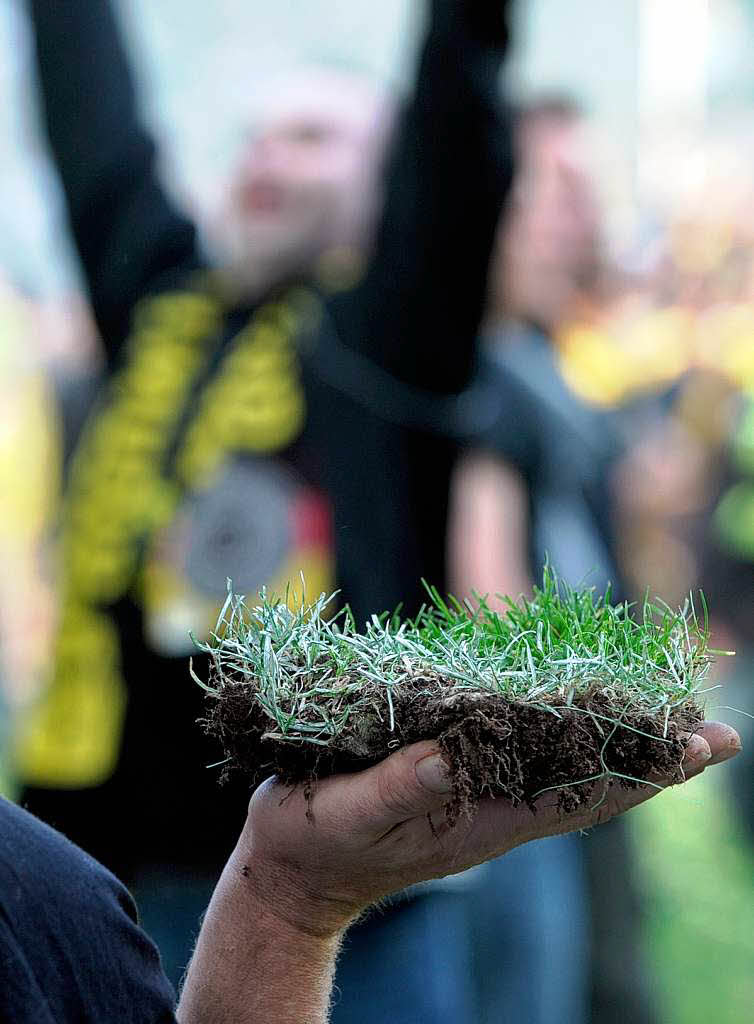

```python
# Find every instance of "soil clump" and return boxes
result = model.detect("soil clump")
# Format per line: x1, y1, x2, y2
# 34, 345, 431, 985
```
202, 677, 703, 822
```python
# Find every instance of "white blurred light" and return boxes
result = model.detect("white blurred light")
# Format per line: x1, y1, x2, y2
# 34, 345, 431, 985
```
638, 0, 710, 209
639, 0, 709, 118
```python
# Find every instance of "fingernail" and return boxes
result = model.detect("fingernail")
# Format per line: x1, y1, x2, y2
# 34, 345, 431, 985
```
415, 753, 453, 794
683, 735, 712, 767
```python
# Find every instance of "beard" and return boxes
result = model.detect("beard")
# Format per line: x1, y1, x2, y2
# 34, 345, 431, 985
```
218, 204, 334, 300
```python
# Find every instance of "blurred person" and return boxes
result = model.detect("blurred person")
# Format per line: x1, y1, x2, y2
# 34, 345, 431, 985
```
532, 140, 754, 855
447, 97, 661, 1024
604, 185, 754, 605
594, 173, 754, 842
19, 0, 514, 1010
206, 68, 393, 302
449, 95, 616, 626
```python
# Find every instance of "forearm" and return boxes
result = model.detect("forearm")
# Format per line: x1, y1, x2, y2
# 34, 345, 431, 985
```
177, 844, 344, 1024
26, 0, 197, 355
354, 0, 513, 390
448, 451, 532, 608
28, 0, 143, 217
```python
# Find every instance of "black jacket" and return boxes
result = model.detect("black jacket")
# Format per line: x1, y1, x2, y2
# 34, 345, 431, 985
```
22, 0, 512, 872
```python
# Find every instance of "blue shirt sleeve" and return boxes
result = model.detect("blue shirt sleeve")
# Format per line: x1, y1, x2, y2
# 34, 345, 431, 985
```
0, 798, 178, 1023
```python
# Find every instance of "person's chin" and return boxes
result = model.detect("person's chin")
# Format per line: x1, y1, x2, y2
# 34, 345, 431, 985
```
228, 236, 311, 298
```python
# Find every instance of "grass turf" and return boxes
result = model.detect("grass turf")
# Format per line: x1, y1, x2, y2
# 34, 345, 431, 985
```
192, 569, 717, 816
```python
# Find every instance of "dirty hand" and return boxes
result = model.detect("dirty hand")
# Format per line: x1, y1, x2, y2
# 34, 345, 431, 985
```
237, 720, 741, 937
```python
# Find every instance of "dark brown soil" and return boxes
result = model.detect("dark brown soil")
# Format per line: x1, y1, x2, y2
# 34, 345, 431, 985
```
201, 679, 704, 822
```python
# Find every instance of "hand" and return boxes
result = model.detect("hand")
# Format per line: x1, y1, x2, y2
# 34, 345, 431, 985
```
178, 720, 740, 1024
238, 720, 741, 938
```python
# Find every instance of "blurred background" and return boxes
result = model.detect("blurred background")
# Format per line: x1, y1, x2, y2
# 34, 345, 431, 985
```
0, 2, 752, 1022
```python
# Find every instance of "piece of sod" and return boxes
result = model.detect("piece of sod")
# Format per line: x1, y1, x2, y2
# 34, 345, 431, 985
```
193, 569, 716, 821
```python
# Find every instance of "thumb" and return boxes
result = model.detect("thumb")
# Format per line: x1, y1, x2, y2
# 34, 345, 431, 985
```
350, 741, 453, 832
414, 751, 455, 794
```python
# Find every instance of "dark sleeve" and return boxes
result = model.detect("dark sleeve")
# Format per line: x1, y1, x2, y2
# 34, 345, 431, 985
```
0, 798, 177, 1023
0, 919, 58, 1024
341, 0, 514, 393
312, 1, 514, 623
27, 0, 198, 358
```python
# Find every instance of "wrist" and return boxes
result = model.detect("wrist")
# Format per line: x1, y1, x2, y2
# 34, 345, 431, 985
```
233, 840, 361, 941
178, 845, 345, 1024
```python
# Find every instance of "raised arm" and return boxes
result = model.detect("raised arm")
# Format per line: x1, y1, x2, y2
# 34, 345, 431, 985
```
27, 0, 198, 359
314, 1, 514, 624
346, 0, 513, 392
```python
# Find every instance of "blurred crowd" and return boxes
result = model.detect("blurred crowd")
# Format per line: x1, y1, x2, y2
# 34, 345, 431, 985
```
0, 1, 751, 1022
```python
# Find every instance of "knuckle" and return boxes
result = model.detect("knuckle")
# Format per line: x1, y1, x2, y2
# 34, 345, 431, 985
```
375, 760, 422, 819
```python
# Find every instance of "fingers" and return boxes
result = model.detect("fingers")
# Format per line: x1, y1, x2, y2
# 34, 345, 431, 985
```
447, 720, 744, 865
294, 741, 452, 837
694, 721, 742, 766
414, 751, 454, 794
358, 742, 453, 831
357, 721, 743, 834
255, 722, 742, 860
681, 733, 712, 778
